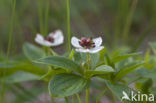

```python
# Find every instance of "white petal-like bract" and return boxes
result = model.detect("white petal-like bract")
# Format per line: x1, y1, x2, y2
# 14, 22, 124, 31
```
75, 46, 104, 53
93, 37, 102, 47
89, 46, 104, 53
71, 37, 81, 48
50, 30, 64, 46
35, 30, 64, 47
75, 48, 90, 53
35, 34, 53, 46
71, 36, 104, 53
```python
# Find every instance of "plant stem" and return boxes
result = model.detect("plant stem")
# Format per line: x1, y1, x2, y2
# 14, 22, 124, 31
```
72, 95, 75, 103
0, 0, 16, 103
76, 94, 82, 103
107, 87, 117, 103
112, 92, 117, 103
86, 53, 91, 70
114, 0, 129, 46
44, 0, 50, 36
122, 0, 138, 43
65, 97, 69, 103
38, 0, 44, 35
96, 90, 106, 103
6, 0, 16, 62
51, 96, 55, 103
46, 48, 56, 103
66, 0, 71, 51
85, 53, 90, 103
86, 88, 90, 103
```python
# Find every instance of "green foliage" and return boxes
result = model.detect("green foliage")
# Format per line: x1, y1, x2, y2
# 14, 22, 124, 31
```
137, 68, 156, 79
4, 71, 40, 83
1, 44, 152, 102
0, 0, 156, 102
35, 56, 82, 73
0, 62, 46, 77
48, 73, 90, 97
23, 43, 46, 60
106, 81, 131, 100
73, 52, 82, 64
85, 65, 115, 78
112, 52, 141, 63
114, 61, 145, 82
141, 78, 153, 94
149, 42, 156, 54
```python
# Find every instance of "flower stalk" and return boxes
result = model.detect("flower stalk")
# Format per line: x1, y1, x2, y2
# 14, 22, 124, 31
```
86, 88, 90, 103
86, 53, 91, 70
76, 94, 82, 103
86, 53, 91, 103
66, 0, 71, 51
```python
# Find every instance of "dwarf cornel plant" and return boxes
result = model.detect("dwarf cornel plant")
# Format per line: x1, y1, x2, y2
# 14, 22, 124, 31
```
17, 41, 146, 103
1, 0, 156, 103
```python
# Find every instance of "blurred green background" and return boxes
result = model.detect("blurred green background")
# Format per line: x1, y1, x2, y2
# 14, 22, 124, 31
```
0, 0, 156, 55
0, 0, 156, 103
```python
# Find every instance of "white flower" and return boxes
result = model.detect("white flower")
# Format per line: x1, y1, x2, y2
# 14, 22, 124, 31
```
71, 36, 104, 53
35, 30, 64, 47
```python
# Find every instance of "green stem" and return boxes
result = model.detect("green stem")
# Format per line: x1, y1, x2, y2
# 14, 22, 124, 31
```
114, 0, 122, 45
85, 53, 90, 103
86, 88, 90, 103
122, 0, 138, 43
0, 0, 16, 103
65, 97, 69, 103
112, 92, 117, 103
38, 0, 44, 35
14, 84, 36, 98
51, 96, 55, 103
6, 0, 16, 62
66, 0, 71, 51
114, 0, 129, 46
86, 53, 91, 70
107, 87, 117, 103
44, 0, 50, 36
72, 95, 75, 103
46, 48, 56, 103
96, 90, 106, 103
76, 94, 82, 103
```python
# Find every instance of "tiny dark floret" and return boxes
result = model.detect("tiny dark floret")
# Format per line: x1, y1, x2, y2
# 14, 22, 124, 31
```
79, 37, 95, 49
45, 36, 54, 43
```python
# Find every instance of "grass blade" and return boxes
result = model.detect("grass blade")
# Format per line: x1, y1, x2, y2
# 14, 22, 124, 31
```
66, 0, 71, 51
0, 0, 16, 103
122, 0, 138, 43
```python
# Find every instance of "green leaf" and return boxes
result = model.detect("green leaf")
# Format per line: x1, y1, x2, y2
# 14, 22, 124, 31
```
113, 62, 145, 82
10, 84, 44, 103
48, 73, 90, 97
142, 78, 153, 94
35, 56, 81, 73
91, 53, 100, 69
23, 43, 45, 60
0, 63, 46, 77
49, 49, 58, 56
69, 49, 74, 59
104, 54, 115, 68
149, 42, 156, 54
99, 48, 106, 62
74, 52, 81, 64
39, 69, 66, 80
112, 52, 141, 63
85, 65, 115, 77
137, 68, 156, 79
106, 81, 132, 101
4, 71, 40, 83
